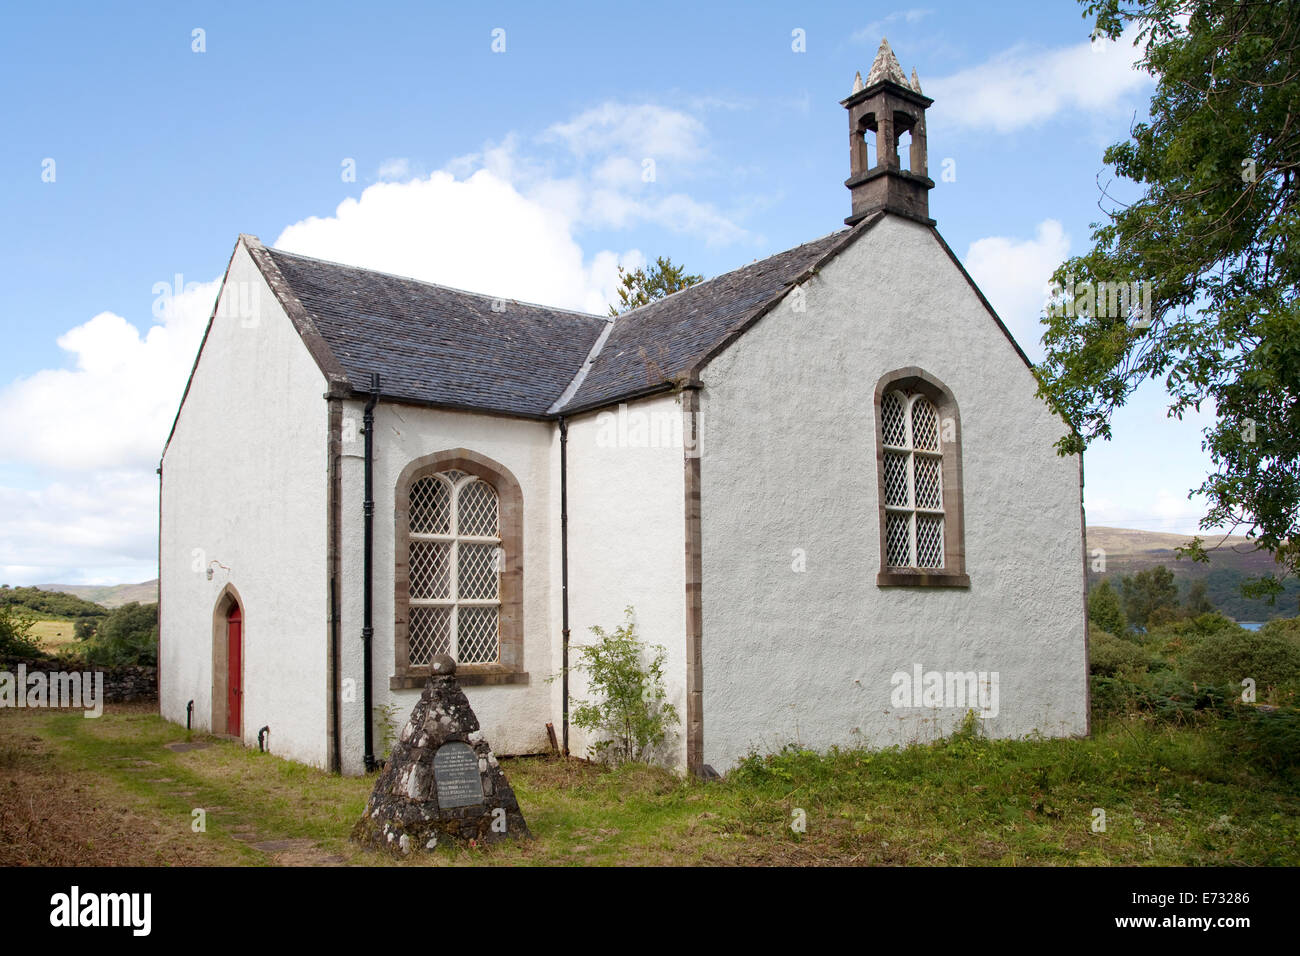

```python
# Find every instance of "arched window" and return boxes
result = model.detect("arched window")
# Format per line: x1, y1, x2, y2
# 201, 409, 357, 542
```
875, 369, 969, 587
881, 391, 943, 567
394, 449, 525, 686
408, 470, 501, 665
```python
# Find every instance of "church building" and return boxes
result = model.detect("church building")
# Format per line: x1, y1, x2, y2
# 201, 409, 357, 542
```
158, 40, 1090, 776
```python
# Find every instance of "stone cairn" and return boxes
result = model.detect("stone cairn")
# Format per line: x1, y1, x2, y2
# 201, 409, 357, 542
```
351, 654, 530, 855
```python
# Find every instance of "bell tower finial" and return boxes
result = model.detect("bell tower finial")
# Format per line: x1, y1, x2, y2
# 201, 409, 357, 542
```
841, 38, 935, 226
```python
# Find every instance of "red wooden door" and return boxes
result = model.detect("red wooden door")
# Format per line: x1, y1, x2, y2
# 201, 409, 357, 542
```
227, 605, 242, 737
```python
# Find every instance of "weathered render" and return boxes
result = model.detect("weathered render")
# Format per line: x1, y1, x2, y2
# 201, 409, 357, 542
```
696, 214, 1087, 769
159, 242, 331, 767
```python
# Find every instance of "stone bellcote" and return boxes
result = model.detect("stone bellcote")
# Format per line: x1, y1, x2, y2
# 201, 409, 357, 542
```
842, 38, 935, 226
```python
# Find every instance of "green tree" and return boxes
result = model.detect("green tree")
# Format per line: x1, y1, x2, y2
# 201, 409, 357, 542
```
608, 256, 702, 316
1185, 577, 1215, 615
1121, 566, 1180, 631
1088, 579, 1128, 636
1037, 1, 1300, 596
569, 606, 679, 765
72, 602, 158, 666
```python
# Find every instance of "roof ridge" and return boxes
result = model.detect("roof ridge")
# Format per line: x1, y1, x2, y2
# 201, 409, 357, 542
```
265, 244, 607, 320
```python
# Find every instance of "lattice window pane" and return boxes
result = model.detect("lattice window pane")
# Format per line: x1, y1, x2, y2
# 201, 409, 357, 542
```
457, 606, 499, 664
409, 477, 451, 534
409, 541, 450, 599
917, 514, 944, 568
458, 479, 499, 537
883, 452, 910, 507
886, 512, 912, 567
881, 392, 907, 447
409, 606, 451, 665
458, 543, 500, 600
914, 455, 942, 510
441, 469, 467, 483
912, 397, 939, 451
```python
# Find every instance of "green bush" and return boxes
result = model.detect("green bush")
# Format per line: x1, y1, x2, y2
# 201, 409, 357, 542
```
1259, 616, 1300, 643
60, 602, 157, 667
568, 606, 678, 766
1182, 628, 1300, 694
1147, 612, 1243, 642
1089, 626, 1148, 676
0, 604, 45, 658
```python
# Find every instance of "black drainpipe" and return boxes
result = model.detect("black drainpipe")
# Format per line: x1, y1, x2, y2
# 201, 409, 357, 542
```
186, 700, 193, 730
362, 372, 380, 772
258, 726, 270, 752
559, 416, 571, 757
330, 576, 341, 772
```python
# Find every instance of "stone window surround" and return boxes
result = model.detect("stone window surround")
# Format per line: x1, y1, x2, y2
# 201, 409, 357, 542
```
392, 448, 527, 688
874, 367, 970, 588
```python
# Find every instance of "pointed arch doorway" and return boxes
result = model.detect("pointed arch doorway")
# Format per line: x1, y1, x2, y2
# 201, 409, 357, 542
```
212, 587, 245, 738
226, 604, 243, 738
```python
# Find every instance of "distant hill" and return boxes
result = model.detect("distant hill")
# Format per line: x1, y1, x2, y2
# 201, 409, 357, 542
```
33, 580, 158, 609
1085, 527, 1298, 621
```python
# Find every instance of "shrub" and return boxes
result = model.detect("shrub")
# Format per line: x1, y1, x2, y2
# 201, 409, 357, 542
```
1148, 612, 1243, 642
0, 604, 44, 658
1259, 616, 1300, 643
1089, 626, 1148, 676
1182, 629, 1300, 694
569, 606, 679, 766
61, 602, 157, 667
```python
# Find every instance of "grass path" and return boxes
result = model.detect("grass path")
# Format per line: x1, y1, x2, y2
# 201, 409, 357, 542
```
2, 704, 1297, 866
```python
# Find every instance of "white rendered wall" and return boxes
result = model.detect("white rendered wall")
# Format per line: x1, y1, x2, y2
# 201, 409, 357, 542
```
697, 215, 1087, 771
558, 394, 689, 769
159, 242, 330, 767
336, 403, 555, 775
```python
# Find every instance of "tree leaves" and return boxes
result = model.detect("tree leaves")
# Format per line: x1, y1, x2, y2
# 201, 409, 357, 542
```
1039, 0, 1300, 577
608, 256, 703, 316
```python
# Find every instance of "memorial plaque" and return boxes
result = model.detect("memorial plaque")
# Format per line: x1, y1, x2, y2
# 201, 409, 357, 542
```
352, 654, 529, 852
433, 741, 484, 808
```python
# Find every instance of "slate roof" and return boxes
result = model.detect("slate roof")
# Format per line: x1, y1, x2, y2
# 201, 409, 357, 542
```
249, 219, 870, 419
263, 247, 607, 418
561, 228, 850, 412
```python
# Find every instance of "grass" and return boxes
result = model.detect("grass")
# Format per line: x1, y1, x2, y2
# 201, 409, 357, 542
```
2, 703, 1297, 866
30, 620, 78, 650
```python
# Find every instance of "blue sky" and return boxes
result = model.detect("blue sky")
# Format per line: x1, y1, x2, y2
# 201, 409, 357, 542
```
0, 1, 1219, 584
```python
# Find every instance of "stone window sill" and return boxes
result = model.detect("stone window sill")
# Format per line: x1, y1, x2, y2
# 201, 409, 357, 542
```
390, 666, 528, 690
876, 570, 970, 588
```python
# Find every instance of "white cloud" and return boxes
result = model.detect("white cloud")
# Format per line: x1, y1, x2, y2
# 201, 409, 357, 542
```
274, 169, 629, 316
2, 101, 743, 583
0, 279, 218, 472
376, 157, 421, 181
544, 103, 707, 164
929, 25, 1151, 132
852, 9, 934, 44
0, 470, 159, 585
963, 219, 1070, 362
465, 104, 749, 245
